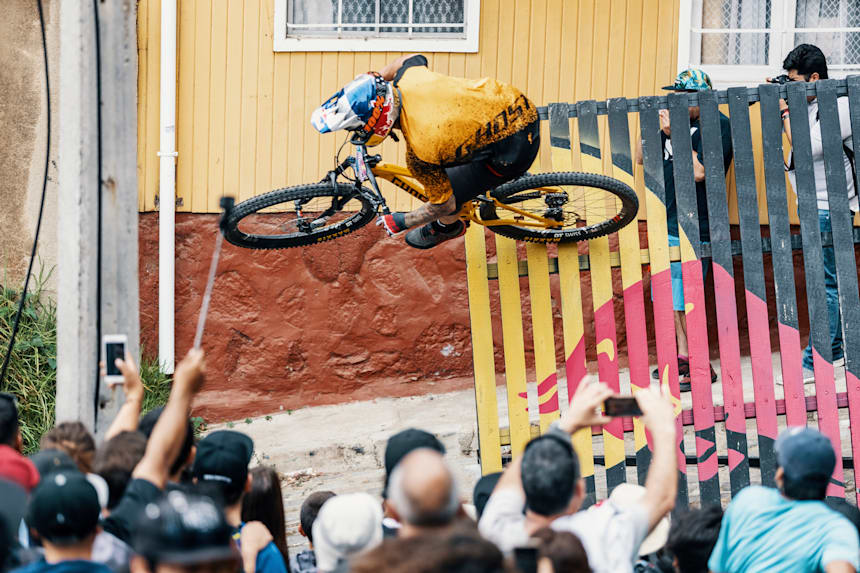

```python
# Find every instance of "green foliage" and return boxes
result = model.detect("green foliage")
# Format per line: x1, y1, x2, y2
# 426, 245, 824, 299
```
0, 267, 57, 454
138, 353, 172, 416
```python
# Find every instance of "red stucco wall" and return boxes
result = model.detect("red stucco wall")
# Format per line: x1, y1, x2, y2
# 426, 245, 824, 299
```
140, 214, 820, 423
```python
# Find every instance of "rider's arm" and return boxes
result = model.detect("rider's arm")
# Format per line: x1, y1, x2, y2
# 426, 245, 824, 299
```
380, 53, 423, 82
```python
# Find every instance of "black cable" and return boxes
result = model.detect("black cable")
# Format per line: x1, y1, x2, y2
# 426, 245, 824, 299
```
0, 0, 51, 388
92, 0, 104, 418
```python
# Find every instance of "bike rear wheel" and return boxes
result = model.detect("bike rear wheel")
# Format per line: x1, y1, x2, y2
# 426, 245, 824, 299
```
479, 172, 638, 243
222, 183, 376, 250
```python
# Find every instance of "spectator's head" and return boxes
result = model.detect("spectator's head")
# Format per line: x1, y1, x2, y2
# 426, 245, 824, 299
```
241, 465, 288, 560
783, 43, 828, 81
665, 505, 723, 573
26, 471, 101, 552
521, 434, 582, 518
662, 68, 713, 119
39, 421, 96, 474
298, 490, 336, 547
94, 430, 148, 511
472, 471, 502, 520
0, 444, 39, 492
382, 428, 445, 499
312, 492, 383, 572
130, 490, 239, 573
387, 448, 459, 537
825, 499, 860, 539
191, 430, 254, 509
352, 524, 506, 573
775, 427, 835, 501
139, 407, 196, 480
0, 392, 21, 450
531, 527, 592, 573
30, 448, 77, 476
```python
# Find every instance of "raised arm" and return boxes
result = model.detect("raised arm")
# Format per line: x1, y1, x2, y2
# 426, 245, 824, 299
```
104, 352, 145, 441
132, 349, 205, 489
635, 387, 678, 532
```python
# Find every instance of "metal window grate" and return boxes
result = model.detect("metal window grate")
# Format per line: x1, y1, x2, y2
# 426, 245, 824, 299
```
287, 0, 466, 38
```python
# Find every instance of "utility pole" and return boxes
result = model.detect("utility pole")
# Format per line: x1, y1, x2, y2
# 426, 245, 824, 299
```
57, 0, 140, 434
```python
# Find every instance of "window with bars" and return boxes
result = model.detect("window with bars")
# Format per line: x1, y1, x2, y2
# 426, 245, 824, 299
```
679, 0, 860, 86
274, 0, 480, 52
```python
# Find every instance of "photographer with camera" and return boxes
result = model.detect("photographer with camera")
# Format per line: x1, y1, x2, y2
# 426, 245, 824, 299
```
771, 44, 857, 380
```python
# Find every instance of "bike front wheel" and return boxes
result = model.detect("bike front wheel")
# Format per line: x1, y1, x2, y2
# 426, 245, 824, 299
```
222, 183, 376, 250
478, 172, 638, 243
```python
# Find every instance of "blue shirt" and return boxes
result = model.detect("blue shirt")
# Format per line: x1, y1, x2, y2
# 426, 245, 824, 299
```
709, 486, 860, 572
233, 524, 288, 573
11, 559, 113, 573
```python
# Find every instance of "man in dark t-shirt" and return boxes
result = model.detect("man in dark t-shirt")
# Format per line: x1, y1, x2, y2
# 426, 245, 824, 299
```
637, 69, 733, 392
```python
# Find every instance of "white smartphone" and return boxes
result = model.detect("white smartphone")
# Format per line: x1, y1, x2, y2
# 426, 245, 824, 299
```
103, 334, 128, 384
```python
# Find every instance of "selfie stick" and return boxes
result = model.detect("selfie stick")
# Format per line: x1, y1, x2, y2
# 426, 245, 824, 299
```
193, 229, 223, 349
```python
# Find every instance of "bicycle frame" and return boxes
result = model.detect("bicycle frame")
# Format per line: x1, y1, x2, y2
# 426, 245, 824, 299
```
338, 142, 563, 229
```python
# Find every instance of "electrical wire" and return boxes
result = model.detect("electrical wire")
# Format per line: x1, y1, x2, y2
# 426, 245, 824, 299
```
92, 0, 104, 416
0, 0, 51, 388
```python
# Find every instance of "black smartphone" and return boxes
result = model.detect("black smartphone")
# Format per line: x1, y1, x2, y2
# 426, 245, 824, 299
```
604, 396, 642, 417
513, 546, 538, 573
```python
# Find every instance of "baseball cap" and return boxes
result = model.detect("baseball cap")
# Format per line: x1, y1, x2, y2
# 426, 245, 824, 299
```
775, 427, 836, 482
382, 429, 445, 498
606, 483, 670, 556
0, 444, 39, 492
662, 69, 713, 92
134, 490, 238, 566
30, 448, 78, 477
26, 471, 101, 543
192, 430, 254, 492
312, 493, 383, 572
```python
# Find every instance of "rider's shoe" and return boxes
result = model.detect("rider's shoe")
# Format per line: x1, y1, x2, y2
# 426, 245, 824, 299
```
404, 220, 467, 249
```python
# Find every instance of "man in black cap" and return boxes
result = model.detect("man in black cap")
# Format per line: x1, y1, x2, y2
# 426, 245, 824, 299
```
192, 430, 287, 573
13, 471, 112, 573
709, 427, 859, 572
380, 428, 446, 536
129, 490, 240, 573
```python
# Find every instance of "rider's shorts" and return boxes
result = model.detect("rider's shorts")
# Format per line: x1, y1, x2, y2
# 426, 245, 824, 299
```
446, 119, 541, 208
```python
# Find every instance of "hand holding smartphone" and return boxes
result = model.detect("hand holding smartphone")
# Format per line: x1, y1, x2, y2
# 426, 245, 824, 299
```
103, 334, 128, 384
603, 396, 643, 417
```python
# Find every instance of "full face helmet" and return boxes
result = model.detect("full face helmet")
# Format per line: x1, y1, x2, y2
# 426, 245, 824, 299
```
311, 72, 400, 147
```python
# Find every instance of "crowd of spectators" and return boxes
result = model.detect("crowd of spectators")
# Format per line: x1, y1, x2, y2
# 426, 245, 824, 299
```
2, 350, 860, 573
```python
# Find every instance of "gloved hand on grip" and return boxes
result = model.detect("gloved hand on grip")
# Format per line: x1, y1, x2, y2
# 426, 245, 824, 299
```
376, 212, 408, 236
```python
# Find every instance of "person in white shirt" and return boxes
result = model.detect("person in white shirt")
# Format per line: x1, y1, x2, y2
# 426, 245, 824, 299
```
777, 43, 858, 379
478, 379, 677, 573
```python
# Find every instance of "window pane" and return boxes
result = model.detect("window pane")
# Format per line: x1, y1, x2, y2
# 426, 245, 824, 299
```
700, 32, 770, 64
795, 0, 860, 66
702, 0, 771, 28
380, 0, 409, 34
341, 0, 375, 34
288, 0, 336, 32
413, 0, 465, 35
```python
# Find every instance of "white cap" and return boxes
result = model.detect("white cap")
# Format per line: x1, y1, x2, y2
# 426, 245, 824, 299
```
607, 483, 670, 556
312, 493, 384, 572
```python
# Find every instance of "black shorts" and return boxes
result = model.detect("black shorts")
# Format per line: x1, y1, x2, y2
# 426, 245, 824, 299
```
445, 119, 541, 208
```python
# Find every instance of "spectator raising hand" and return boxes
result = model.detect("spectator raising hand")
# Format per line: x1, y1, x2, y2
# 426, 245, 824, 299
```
558, 377, 614, 435
103, 351, 145, 440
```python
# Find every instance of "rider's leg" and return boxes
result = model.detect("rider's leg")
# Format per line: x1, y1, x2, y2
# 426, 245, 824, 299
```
402, 194, 458, 228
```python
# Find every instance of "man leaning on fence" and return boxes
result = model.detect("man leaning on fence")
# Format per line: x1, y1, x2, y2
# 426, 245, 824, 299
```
636, 68, 734, 393
775, 44, 858, 381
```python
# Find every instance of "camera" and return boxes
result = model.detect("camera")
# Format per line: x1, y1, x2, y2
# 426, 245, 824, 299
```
768, 74, 792, 85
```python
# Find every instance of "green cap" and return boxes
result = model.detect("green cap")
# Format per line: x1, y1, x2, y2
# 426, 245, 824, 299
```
662, 69, 713, 91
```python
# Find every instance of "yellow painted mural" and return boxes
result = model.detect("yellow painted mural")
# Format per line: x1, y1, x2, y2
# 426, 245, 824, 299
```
137, 0, 682, 214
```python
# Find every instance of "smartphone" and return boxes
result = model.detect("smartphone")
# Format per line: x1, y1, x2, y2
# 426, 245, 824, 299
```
513, 546, 538, 573
604, 396, 642, 417
103, 335, 127, 384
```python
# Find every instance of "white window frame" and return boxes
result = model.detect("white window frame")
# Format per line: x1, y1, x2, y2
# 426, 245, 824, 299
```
274, 0, 480, 52
677, 0, 860, 88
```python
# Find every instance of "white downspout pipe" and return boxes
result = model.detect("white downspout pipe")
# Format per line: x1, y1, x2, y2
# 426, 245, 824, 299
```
158, 0, 176, 374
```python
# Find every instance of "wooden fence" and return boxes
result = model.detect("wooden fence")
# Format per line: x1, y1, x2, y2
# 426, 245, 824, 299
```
465, 76, 860, 507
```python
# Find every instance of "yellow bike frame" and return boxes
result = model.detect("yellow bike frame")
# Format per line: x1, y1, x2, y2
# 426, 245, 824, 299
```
371, 162, 563, 229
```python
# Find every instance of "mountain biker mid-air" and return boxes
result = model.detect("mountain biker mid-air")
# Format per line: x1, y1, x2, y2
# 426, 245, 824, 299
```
311, 54, 540, 249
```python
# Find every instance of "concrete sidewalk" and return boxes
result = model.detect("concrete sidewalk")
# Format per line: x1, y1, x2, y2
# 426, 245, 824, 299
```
214, 350, 856, 555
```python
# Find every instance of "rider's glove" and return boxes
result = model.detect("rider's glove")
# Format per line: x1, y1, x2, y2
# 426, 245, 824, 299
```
376, 213, 407, 236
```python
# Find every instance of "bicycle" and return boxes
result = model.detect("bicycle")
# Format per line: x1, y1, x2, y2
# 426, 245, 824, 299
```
220, 137, 639, 250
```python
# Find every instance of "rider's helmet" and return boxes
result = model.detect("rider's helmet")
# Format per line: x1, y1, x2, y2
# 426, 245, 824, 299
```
311, 72, 400, 147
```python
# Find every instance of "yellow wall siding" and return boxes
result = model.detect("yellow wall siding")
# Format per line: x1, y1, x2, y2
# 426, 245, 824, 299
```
138, 0, 682, 213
